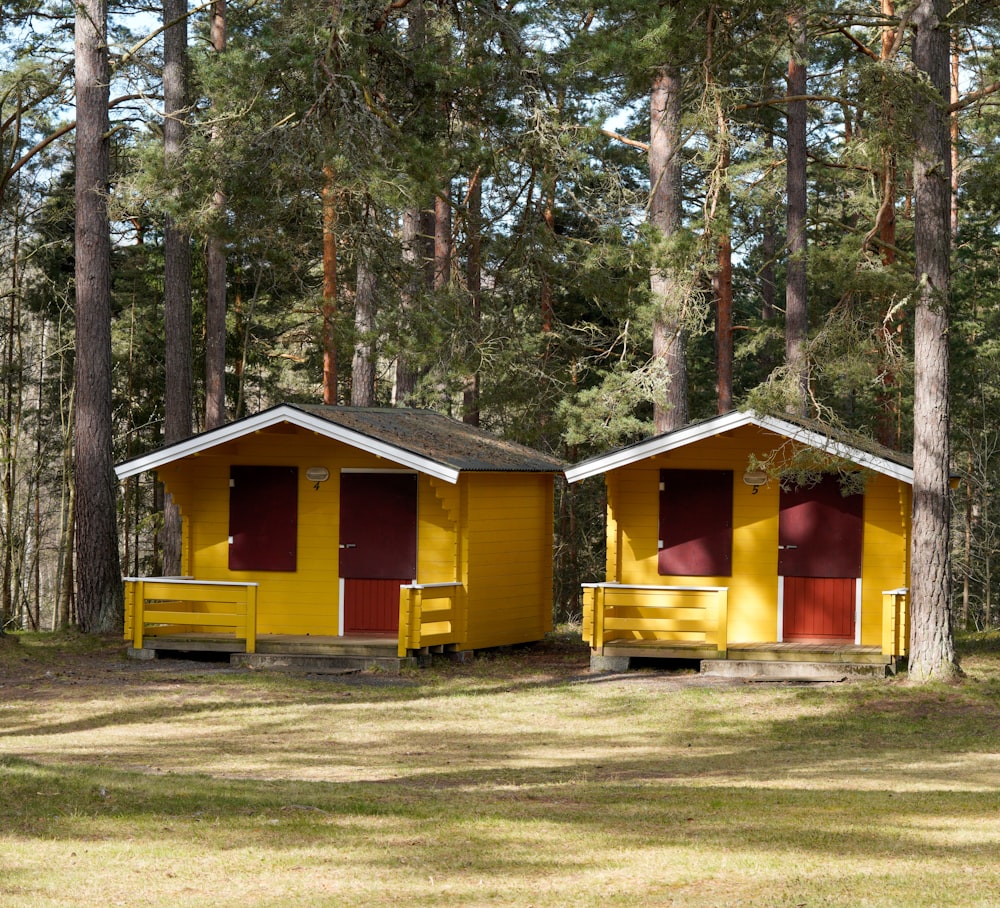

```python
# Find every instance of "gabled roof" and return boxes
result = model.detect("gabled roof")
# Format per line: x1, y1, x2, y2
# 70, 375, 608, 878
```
564, 409, 914, 484
115, 404, 565, 485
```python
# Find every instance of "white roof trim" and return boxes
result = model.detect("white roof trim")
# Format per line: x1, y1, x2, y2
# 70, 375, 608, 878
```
564, 410, 913, 485
115, 405, 461, 484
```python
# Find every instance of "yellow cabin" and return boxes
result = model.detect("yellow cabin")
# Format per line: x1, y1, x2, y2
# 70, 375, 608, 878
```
116, 405, 563, 670
566, 410, 911, 678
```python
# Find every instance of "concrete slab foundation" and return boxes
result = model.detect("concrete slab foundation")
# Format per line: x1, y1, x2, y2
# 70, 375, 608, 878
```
700, 659, 888, 681
590, 653, 632, 673
231, 652, 414, 674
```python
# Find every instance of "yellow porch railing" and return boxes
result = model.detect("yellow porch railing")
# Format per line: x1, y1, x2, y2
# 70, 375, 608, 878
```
581, 583, 729, 656
124, 577, 259, 653
881, 587, 908, 658
398, 582, 463, 657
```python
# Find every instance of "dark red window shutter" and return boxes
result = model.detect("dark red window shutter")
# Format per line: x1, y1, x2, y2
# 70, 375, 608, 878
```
229, 466, 298, 572
658, 469, 733, 577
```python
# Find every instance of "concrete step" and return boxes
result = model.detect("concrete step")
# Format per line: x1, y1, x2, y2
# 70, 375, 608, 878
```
699, 659, 887, 681
231, 652, 413, 674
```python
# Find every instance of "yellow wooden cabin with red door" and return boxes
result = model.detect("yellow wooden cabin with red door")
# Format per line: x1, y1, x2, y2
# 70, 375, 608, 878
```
566, 410, 912, 678
117, 405, 563, 670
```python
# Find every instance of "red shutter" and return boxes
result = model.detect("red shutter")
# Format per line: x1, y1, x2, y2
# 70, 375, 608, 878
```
658, 469, 733, 577
228, 466, 298, 572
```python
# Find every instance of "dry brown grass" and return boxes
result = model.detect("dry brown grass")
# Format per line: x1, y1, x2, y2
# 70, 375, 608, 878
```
2, 630, 999, 906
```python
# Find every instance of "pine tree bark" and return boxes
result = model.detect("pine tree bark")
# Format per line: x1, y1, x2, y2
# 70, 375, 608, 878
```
322, 167, 339, 404
463, 174, 482, 426
761, 129, 777, 321
394, 1, 426, 406
351, 216, 377, 407
909, 0, 959, 681
395, 206, 421, 404
434, 191, 451, 291
785, 8, 809, 417
204, 0, 228, 430
162, 0, 193, 576
649, 64, 688, 433
74, 0, 123, 633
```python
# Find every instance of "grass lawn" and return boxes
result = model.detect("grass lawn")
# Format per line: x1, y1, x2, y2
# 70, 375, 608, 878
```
2, 629, 1000, 907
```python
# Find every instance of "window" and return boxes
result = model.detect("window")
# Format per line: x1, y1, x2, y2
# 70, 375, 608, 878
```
228, 466, 298, 571
658, 469, 733, 577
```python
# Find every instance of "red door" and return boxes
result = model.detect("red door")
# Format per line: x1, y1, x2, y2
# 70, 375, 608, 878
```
779, 475, 863, 643
339, 473, 417, 634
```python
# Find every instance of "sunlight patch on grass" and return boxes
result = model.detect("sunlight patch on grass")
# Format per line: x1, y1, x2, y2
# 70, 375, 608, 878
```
4, 642, 1000, 906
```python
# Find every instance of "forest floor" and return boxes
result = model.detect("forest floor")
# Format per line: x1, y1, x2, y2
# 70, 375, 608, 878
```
2, 628, 1000, 907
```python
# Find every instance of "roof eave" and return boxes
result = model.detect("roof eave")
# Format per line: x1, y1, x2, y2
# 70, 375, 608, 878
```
115, 405, 462, 484
565, 410, 913, 485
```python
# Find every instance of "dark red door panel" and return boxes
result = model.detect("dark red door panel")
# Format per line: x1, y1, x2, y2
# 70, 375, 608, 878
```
343, 579, 406, 634
783, 576, 855, 641
339, 473, 417, 579
778, 475, 863, 578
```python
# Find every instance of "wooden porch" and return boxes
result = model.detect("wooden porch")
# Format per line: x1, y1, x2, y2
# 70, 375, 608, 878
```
582, 582, 908, 677
131, 631, 411, 672
123, 577, 466, 673
593, 639, 889, 664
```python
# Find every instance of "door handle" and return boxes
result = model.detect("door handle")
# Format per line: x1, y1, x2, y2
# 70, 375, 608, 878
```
778, 544, 798, 550
339, 543, 356, 549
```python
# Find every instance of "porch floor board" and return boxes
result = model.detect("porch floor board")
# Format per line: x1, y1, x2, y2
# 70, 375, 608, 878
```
598, 639, 890, 665
133, 633, 400, 658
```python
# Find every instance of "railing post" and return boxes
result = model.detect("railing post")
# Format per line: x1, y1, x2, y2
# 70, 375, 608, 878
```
244, 585, 257, 654
398, 586, 424, 657
414, 588, 424, 651
397, 587, 412, 658
581, 586, 594, 648
124, 581, 134, 642
715, 588, 729, 657
882, 593, 892, 656
134, 580, 145, 651
881, 589, 908, 657
593, 585, 606, 652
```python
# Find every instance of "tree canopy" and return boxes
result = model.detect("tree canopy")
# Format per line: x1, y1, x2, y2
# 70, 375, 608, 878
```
1, 0, 999, 672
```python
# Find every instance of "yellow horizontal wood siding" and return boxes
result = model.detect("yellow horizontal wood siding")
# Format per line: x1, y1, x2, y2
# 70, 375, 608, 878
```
607, 424, 910, 646
157, 425, 460, 636
859, 475, 910, 646
461, 472, 554, 650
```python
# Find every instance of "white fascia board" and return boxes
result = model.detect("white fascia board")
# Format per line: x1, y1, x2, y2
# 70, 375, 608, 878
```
753, 414, 913, 484
565, 410, 913, 485
565, 411, 756, 482
115, 405, 461, 484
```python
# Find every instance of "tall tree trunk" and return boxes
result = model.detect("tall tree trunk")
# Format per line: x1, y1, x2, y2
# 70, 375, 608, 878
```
872, 0, 903, 448
714, 228, 733, 414
649, 64, 688, 433
395, 206, 421, 404
394, 0, 426, 406
908, 0, 958, 681
785, 8, 809, 417
761, 128, 777, 322
322, 167, 339, 404
950, 37, 960, 238
163, 0, 192, 575
204, 0, 228, 430
74, 0, 123, 633
706, 13, 732, 416
541, 166, 557, 334
351, 213, 377, 407
463, 173, 482, 426
434, 190, 451, 291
